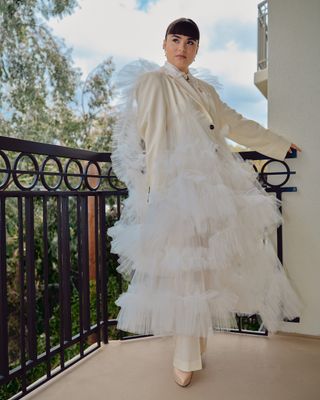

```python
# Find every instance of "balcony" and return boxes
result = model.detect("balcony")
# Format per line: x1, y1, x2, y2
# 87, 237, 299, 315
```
254, 0, 269, 98
0, 135, 302, 399
21, 332, 320, 399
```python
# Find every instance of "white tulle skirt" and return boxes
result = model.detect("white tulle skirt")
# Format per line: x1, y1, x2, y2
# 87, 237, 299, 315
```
107, 108, 303, 338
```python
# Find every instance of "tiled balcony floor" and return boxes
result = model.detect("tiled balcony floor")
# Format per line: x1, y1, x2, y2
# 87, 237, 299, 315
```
23, 331, 320, 400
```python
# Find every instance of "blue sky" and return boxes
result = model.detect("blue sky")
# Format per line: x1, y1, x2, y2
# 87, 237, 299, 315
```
49, 0, 267, 126
136, 0, 159, 10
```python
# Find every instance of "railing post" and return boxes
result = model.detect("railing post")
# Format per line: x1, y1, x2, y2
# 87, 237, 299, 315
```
25, 196, 37, 361
99, 194, 109, 344
0, 197, 9, 378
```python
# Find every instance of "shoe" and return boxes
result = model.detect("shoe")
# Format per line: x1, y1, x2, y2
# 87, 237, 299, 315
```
173, 367, 193, 387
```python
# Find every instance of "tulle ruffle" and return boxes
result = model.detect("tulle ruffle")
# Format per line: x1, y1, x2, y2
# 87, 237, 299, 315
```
107, 59, 304, 337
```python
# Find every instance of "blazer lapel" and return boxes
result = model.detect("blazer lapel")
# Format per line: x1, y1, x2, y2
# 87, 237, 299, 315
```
166, 73, 215, 123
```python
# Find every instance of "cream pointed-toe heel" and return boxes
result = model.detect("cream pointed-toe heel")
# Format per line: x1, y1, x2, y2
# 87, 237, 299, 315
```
173, 367, 193, 387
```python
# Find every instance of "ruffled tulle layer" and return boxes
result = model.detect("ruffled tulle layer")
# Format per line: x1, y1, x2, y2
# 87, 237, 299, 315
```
107, 59, 303, 337
107, 123, 303, 337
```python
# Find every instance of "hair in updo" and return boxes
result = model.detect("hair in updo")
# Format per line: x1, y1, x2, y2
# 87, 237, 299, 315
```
165, 18, 200, 42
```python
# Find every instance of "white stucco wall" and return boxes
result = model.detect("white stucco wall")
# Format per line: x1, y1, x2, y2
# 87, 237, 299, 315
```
268, 0, 320, 335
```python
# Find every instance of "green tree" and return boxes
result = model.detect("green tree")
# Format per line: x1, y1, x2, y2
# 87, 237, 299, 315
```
0, 0, 115, 151
0, 3, 122, 397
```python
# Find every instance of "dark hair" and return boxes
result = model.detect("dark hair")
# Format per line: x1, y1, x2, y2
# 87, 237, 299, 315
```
165, 18, 200, 42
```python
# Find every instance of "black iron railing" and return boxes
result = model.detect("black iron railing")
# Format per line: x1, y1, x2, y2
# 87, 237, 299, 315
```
0, 136, 127, 399
0, 135, 299, 399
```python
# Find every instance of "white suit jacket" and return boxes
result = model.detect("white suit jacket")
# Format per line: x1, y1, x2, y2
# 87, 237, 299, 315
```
134, 61, 292, 191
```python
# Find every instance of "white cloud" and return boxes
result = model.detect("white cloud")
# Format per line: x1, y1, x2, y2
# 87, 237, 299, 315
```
48, 0, 266, 122
197, 41, 257, 87
49, 0, 261, 74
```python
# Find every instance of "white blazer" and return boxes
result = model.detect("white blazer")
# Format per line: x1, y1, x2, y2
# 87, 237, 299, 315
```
134, 61, 292, 191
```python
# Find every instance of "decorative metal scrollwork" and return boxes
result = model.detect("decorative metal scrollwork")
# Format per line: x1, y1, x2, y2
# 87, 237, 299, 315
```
259, 159, 291, 188
12, 152, 40, 191
239, 151, 295, 193
0, 150, 11, 190
0, 136, 296, 194
40, 156, 63, 191
0, 152, 127, 193
64, 158, 84, 191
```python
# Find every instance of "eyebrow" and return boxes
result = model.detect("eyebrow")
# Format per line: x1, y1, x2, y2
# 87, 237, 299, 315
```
172, 34, 196, 41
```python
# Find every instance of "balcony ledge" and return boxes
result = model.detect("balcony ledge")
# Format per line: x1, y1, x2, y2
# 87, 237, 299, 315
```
254, 67, 268, 98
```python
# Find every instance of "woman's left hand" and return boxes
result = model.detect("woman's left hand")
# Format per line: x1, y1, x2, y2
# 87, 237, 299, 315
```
289, 143, 302, 153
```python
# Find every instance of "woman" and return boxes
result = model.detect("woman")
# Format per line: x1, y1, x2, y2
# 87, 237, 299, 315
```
107, 18, 304, 387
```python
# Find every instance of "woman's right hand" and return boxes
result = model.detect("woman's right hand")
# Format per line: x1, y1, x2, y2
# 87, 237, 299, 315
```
288, 143, 302, 153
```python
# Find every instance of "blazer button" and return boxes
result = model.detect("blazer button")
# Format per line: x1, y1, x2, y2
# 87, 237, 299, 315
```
209, 124, 215, 130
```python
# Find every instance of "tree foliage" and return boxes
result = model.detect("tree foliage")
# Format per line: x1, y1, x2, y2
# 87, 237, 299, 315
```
0, 3, 122, 397
0, 0, 115, 151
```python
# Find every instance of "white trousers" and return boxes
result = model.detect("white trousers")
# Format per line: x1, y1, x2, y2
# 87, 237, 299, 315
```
173, 335, 208, 371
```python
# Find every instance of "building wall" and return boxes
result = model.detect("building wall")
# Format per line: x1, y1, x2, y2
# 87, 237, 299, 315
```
268, 0, 320, 335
